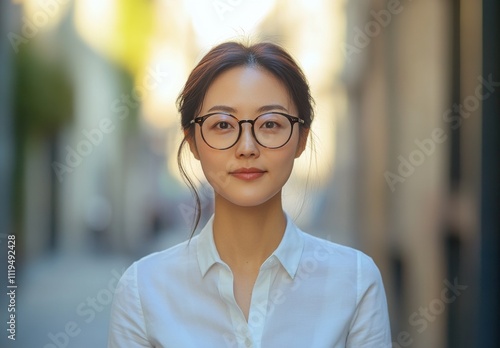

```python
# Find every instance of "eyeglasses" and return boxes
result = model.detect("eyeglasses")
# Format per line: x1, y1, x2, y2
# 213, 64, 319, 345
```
190, 112, 305, 150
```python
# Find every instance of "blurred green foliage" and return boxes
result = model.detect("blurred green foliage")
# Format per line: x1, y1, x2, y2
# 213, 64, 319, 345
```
14, 44, 73, 137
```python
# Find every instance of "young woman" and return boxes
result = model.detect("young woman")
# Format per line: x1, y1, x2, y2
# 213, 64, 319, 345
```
108, 41, 391, 347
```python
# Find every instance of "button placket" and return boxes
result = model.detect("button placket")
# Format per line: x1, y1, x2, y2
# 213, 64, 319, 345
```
218, 266, 252, 348
218, 258, 279, 348
246, 260, 277, 347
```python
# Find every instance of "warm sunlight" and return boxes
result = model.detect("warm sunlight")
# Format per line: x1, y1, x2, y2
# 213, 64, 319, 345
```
72, 0, 344, 198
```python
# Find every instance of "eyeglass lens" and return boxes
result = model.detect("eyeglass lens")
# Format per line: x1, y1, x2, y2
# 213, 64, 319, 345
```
201, 113, 294, 149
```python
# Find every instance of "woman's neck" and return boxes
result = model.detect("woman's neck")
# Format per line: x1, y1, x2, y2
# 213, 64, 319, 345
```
212, 192, 286, 271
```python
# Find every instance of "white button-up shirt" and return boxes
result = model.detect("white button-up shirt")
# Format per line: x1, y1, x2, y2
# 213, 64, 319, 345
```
108, 215, 391, 347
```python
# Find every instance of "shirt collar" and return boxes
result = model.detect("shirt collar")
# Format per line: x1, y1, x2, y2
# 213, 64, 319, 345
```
271, 214, 304, 279
196, 213, 304, 279
196, 215, 222, 277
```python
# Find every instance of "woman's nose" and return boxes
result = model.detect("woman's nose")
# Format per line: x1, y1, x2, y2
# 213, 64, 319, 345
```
234, 123, 260, 157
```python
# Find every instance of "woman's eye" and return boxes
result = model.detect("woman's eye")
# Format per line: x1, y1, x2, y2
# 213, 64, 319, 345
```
216, 122, 231, 129
263, 121, 278, 128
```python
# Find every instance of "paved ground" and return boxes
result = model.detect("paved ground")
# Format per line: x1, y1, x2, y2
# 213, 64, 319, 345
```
1, 229, 187, 348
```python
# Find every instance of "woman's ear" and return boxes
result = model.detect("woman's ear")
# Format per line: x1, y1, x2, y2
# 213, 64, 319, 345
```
295, 129, 309, 158
185, 130, 200, 160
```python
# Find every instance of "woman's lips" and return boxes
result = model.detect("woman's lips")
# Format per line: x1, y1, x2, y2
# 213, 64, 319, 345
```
229, 168, 266, 181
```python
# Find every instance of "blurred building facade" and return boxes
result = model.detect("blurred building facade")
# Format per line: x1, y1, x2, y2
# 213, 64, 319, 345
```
2, 0, 499, 347
344, 0, 498, 347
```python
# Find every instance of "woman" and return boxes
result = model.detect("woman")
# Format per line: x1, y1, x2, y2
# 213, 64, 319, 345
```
108, 41, 391, 347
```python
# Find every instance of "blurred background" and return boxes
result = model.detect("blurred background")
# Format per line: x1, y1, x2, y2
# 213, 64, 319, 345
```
0, 0, 498, 347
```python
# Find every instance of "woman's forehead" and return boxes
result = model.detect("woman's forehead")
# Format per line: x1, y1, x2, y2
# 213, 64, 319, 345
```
200, 66, 296, 115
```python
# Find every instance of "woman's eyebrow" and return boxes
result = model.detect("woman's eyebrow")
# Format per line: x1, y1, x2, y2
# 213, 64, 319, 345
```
205, 104, 289, 114
206, 105, 237, 113
256, 104, 289, 113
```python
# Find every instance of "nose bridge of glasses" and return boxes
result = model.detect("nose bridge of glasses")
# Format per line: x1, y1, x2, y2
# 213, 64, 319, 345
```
237, 119, 255, 134
237, 119, 257, 143
238, 119, 255, 127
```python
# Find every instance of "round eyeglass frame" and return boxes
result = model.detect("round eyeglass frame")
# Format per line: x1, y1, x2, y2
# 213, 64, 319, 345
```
189, 112, 305, 150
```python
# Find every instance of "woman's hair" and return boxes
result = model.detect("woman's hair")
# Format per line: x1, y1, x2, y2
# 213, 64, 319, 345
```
176, 41, 315, 236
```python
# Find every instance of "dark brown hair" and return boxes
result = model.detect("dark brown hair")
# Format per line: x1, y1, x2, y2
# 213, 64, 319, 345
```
176, 41, 315, 235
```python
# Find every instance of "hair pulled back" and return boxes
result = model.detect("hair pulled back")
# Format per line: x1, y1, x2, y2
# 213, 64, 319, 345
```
176, 41, 314, 235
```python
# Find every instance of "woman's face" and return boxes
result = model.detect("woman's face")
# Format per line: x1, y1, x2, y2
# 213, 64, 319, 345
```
188, 65, 307, 207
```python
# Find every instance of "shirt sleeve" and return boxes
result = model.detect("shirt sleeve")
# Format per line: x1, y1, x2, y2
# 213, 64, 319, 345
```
346, 252, 392, 348
107, 262, 151, 348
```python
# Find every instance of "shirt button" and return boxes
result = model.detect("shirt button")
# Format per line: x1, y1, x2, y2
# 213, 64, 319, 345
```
245, 337, 252, 347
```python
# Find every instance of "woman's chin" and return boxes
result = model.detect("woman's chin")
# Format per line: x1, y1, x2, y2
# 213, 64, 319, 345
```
215, 190, 281, 209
